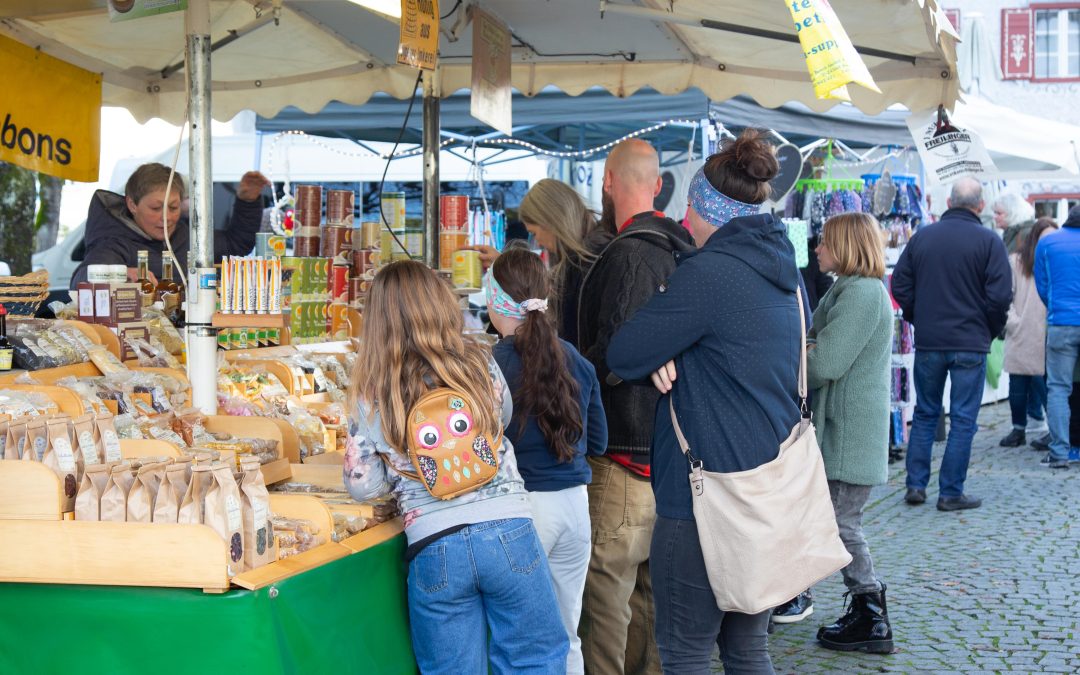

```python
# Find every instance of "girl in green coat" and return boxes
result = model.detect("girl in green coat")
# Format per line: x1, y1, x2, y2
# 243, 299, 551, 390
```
808, 212, 895, 654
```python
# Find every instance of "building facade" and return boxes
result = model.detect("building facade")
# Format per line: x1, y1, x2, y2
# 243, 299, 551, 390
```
943, 1, 1080, 219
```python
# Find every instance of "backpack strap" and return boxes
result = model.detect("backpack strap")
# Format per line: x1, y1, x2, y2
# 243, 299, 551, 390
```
379, 452, 422, 481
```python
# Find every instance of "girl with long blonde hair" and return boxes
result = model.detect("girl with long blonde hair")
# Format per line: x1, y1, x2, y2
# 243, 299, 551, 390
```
345, 260, 567, 673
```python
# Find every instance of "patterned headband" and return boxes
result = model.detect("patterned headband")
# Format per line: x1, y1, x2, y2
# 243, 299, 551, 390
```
484, 268, 548, 320
687, 168, 761, 227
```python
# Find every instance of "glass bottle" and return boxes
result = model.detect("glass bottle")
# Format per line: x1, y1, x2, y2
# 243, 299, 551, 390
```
156, 258, 180, 300
136, 250, 154, 296
0, 304, 11, 371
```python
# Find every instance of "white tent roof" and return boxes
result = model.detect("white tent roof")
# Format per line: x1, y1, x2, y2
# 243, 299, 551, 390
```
1, 0, 959, 124
951, 97, 1080, 179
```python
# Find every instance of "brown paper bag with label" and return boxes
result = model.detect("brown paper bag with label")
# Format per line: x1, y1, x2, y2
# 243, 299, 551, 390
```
100, 462, 135, 522
4, 417, 27, 461
178, 464, 213, 525
95, 412, 123, 464
239, 457, 275, 570
204, 462, 246, 575
126, 461, 167, 523
24, 418, 48, 462
73, 414, 102, 466
74, 463, 114, 521
153, 463, 188, 523
0, 415, 11, 460
42, 417, 78, 511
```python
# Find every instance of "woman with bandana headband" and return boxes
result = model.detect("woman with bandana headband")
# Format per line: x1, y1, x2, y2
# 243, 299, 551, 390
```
488, 249, 608, 675
606, 129, 803, 674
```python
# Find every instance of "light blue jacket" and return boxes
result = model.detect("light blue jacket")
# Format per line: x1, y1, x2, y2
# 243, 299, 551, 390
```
1035, 218, 1080, 327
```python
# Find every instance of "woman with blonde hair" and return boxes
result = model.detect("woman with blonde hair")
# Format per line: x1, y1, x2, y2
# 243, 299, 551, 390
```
518, 178, 612, 345
344, 260, 567, 673
807, 211, 895, 653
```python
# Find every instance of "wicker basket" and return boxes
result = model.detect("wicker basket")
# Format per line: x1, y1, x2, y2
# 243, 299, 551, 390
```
0, 270, 49, 317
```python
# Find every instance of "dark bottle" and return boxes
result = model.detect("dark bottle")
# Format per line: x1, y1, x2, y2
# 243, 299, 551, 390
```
0, 304, 12, 371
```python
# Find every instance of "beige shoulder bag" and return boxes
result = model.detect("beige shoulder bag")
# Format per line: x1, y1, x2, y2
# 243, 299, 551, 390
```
669, 287, 851, 615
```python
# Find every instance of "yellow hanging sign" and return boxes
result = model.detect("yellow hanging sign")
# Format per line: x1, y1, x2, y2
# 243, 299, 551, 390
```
0, 35, 101, 182
397, 0, 440, 71
786, 0, 881, 101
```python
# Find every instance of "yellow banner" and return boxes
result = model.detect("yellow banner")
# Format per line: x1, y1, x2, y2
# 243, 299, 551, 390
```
786, 0, 881, 101
0, 35, 101, 182
397, 0, 439, 71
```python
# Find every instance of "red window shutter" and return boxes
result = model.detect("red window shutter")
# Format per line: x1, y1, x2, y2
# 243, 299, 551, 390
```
944, 9, 961, 33
1001, 8, 1034, 80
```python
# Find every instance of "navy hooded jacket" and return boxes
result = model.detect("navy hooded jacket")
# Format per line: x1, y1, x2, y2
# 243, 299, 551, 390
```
606, 214, 802, 520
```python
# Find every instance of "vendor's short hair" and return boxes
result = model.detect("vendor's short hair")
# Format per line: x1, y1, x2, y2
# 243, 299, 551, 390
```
125, 163, 186, 204
822, 212, 886, 279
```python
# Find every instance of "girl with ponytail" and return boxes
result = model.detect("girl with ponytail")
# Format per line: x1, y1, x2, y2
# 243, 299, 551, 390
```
488, 248, 608, 675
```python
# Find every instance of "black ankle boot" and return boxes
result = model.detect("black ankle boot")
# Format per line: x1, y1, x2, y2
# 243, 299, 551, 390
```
816, 584, 894, 654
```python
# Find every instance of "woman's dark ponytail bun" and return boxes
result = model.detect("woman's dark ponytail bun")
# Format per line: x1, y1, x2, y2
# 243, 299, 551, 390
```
703, 128, 779, 204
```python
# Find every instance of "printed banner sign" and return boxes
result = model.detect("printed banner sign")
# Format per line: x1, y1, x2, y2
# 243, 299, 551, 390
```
397, 0, 439, 70
0, 35, 101, 182
906, 108, 997, 184
109, 0, 187, 22
470, 8, 512, 135
786, 0, 881, 101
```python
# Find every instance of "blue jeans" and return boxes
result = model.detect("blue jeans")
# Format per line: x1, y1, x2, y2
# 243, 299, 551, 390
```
1008, 374, 1047, 429
905, 350, 987, 498
406, 518, 568, 674
1045, 326, 1080, 462
651, 516, 774, 675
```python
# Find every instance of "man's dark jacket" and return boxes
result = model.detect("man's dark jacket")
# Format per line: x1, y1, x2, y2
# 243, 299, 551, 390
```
891, 207, 1012, 353
70, 190, 263, 288
577, 212, 694, 457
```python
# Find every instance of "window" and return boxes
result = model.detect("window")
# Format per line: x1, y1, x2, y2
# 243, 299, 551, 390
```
1030, 193, 1080, 222
1034, 8, 1080, 79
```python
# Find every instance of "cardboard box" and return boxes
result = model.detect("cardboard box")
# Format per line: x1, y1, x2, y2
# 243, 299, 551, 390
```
93, 283, 111, 324
111, 283, 142, 324
112, 321, 149, 361
77, 282, 96, 323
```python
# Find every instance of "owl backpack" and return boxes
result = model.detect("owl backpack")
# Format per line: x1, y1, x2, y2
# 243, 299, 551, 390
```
388, 388, 502, 500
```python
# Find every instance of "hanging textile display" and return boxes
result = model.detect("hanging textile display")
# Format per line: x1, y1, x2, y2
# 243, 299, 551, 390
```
862, 172, 924, 248
784, 179, 865, 236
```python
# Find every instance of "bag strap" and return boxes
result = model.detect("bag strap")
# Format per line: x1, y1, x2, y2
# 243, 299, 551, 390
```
379, 452, 421, 480
796, 286, 808, 414
668, 286, 809, 458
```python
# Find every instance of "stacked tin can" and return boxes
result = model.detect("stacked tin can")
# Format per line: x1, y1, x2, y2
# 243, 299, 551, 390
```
292, 185, 322, 257
439, 194, 470, 271
350, 220, 381, 311
323, 189, 354, 340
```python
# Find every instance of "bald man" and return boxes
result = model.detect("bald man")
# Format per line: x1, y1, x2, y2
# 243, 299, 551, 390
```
892, 176, 1012, 511
576, 139, 694, 675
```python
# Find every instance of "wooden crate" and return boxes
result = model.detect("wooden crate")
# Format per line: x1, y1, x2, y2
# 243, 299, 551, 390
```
0, 462, 63, 520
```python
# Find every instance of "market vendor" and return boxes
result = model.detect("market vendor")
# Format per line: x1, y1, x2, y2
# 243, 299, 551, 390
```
70, 163, 270, 288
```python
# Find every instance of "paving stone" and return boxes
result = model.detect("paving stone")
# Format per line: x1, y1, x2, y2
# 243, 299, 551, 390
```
712, 403, 1080, 672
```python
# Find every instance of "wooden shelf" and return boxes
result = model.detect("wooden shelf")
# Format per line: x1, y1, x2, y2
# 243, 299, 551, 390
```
212, 312, 289, 329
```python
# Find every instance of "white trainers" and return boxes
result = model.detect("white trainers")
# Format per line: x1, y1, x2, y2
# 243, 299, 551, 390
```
1026, 418, 1049, 435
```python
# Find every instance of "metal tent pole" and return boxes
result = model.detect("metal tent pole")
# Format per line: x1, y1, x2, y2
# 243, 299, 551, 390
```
185, 0, 218, 414
422, 70, 440, 269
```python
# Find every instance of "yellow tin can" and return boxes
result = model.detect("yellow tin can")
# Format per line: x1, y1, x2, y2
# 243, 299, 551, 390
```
452, 250, 482, 289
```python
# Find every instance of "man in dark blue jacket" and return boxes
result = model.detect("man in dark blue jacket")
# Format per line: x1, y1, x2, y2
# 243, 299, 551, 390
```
1034, 205, 1080, 469
891, 177, 1012, 511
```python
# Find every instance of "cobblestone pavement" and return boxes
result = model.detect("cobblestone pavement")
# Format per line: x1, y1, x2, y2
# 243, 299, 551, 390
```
714, 402, 1080, 673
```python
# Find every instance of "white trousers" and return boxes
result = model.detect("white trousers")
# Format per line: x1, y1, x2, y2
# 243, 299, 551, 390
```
528, 485, 592, 675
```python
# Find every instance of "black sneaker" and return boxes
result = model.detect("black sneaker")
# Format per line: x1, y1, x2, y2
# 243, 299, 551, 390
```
1031, 433, 1052, 451
772, 591, 814, 624
904, 488, 926, 505
1041, 452, 1069, 469
937, 494, 982, 511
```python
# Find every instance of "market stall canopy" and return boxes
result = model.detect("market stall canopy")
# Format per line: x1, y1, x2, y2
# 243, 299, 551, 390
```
256, 87, 916, 151
1, 0, 959, 125
948, 96, 1080, 179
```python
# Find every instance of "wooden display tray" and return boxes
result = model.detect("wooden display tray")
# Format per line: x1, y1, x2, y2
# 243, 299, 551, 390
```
90, 324, 122, 358
0, 362, 100, 385
0, 462, 401, 593
223, 358, 297, 395
212, 312, 289, 329
0, 384, 85, 416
